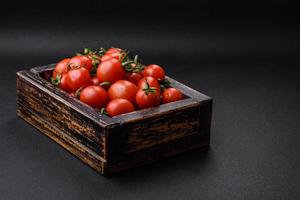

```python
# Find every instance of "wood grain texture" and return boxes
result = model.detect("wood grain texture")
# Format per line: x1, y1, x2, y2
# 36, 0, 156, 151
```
17, 98, 105, 174
17, 71, 105, 156
106, 133, 210, 175
16, 64, 212, 176
122, 100, 201, 153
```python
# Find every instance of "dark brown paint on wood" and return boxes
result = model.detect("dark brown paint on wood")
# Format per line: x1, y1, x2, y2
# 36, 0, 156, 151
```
16, 64, 212, 176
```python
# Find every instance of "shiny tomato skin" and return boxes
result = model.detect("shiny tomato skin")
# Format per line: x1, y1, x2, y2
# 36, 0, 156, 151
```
108, 80, 137, 104
79, 85, 109, 108
137, 77, 160, 91
100, 53, 120, 62
66, 67, 91, 92
70, 55, 93, 71
106, 47, 122, 55
135, 89, 161, 109
53, 58, 70, 78
107, 52, 120, 59
101, 48, 122, 62
97, 58, 126, 83
59, 74, 71, 92
162, 88, 184, 104
126, 72, 142, 85
106, 98, 135, 117
142, 64, 165, 80
100, 54, 113, 62
91, 77, 100, 85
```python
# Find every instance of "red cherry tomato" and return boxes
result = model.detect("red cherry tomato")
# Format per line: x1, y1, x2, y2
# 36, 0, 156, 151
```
100, 47, 122, 62
100, 54, 113, 62
106, 98, 135, 117
126, 72, 142, 85
53, 58, 70, 78
79, 85, 109, 108
162, 88, 184, 104
106, 47, 122, 55
137, 77, 160, 91
66, 67, 91, 92
97, 58, 126, 83
59, 74, 71, 92
108, 80, 137, 104
103, 52, 120, 61
69, 55, 93, 71
136, 88, 161, 109
142, 64, 165, 80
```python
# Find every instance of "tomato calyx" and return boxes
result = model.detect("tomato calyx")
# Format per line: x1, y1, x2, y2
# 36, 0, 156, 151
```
68, 61, 85, 70
98, 47, 107, 57
100, 107, 108, 116
51, 74, 62, 86
142, 80, 157, 95
159, 79, 171, 91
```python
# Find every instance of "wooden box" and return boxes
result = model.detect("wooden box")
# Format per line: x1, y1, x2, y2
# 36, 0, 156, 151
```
16, 64, 212, 176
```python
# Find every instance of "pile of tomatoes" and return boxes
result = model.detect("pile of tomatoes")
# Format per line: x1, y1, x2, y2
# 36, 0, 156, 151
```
51, 47, 184, 117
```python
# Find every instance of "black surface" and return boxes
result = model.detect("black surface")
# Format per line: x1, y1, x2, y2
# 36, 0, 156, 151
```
1, 1, 300, 199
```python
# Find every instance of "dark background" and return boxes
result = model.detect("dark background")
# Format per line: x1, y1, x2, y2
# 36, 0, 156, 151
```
1, 1, 300, 199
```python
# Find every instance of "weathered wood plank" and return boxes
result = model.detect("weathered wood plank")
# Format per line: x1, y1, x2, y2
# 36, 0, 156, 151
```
122, 101, 201, 153
198, 98, 213, 144
17, 103, 105, 174
17, 71, 105, 155
115, 98, 198, 122
30, 63, 56, 73
106, 133, 209, 175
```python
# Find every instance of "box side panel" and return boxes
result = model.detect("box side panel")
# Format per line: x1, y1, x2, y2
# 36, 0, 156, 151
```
17, 104, 105, 173
16, 72, 105, 157
105, 98, 212, 175
106, 133, 209, 175
199, 99, 213, 146
123, 101, 202, 153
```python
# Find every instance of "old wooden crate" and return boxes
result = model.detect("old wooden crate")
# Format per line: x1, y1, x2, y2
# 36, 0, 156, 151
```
16, 64, 212, 176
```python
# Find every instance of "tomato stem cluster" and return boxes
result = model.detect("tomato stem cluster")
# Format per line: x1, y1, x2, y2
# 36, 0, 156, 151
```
77, 48, 103, 76
80, 47, 145, 74
78, 47, 105, 57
